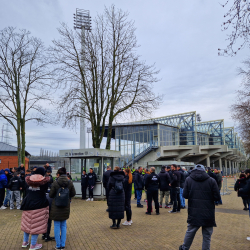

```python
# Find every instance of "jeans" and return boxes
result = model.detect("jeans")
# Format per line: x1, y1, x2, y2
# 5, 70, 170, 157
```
136, 190, 142, 205
179, 188, 185, 207
182, 224, 213, 250
172, 187, 181, 212
3, 189, 11, 206
54, 220, 67, 248
10, 190, 21, 209
23, 232, 38, 245
159, 191, 170, 206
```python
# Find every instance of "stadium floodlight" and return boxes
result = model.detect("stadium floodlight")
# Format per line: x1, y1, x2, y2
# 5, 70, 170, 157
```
73, 9, 91, 31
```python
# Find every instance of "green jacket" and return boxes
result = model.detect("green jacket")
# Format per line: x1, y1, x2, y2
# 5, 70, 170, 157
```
49, 175, 76, 221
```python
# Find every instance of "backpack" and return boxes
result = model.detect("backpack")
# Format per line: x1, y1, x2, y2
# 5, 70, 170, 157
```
55, 180, 70, 207
114, 179, 123, 194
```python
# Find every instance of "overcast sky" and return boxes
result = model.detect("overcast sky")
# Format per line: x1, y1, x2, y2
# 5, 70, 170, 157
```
0, 0, 247, 155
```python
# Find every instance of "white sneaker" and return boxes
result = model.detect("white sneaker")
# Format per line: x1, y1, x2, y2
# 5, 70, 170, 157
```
0, 205, 7, 209
130, 220, 133, 224
91, 198, 93, 201
122, 221, 131, 226
86, 198, 90, 201
10, 207, 13, 210
247, 237, 250, 241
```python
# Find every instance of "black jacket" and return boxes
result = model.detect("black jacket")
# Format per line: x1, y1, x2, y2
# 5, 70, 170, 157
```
81, 174, 88, 187
158, 169, 170, 191
134, 172, 144, 190
183, 169, 221, 227
87, 172, 97, 187
238, 177, 250, 199
235, 177, 248, 198
207, 171, 218, 184
145, 173, 160, 191
108, 171, 125, 220
9, 176, 22, 191
178, 169, 186, 189
5, 172, 13, 188
103, 170, 112, 189
124, 175, 132, 207
170, 170, 181, 188
17, 166, 25, 173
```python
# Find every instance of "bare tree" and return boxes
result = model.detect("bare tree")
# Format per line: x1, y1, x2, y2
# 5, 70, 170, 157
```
219, 0, 250, 56
0, 27, 55, 165
52, 5, 162, 149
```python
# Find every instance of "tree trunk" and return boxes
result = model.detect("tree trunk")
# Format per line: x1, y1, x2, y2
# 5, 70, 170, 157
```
21, 118, 26, 165
16, 124, 21, 167
106, 110, 114, 150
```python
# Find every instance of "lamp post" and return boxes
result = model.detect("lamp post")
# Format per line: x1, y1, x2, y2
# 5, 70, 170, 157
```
73, 8, 91, 149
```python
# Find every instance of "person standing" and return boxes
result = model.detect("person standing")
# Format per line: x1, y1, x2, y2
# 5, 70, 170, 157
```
1, 168, 12, 209
158, 166, 171, 208
49, 167, 76, 250
17, 163, 25, 174
87, 168, 97, 201
134, 166, 144, 208
0, 169, 7, 207
44, 163, 52, 173
179, 164, 221, 250
177, 165, 186, 209
169, 164, 181, 213
107, 166, 125, 229
145, 167, 160, 215
20, 167, 50, 250
81, 170, 88, 200
122, 168, 133, 225
234, 173, 249, 210
103, 166, 112, 209
214, 169, 223, 205
9, 172, 22, 210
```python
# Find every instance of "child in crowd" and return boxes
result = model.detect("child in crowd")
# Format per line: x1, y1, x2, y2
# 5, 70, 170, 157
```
9, 172, 22, 209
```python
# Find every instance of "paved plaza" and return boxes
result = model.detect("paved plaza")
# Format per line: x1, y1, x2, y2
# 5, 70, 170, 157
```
0, 178, 250, 250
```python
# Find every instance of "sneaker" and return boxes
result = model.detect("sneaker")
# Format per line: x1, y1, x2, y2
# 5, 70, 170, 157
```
145, 212, 151, 215
91, 198, 93, 201
17, 207, 21, 210
130, 220, 133, 224
247, 237, 250, 241
159, 205, 162, 208
137, 204, 143, 208
29, 244, 42, 250
22, 242, 29, 248
0, 205, 7, 209
179, 245, 184, 250
122, 221, 131, 226
156, 212, 160, 215
168, 210, 177, 213
45, 236, 55, 242
165, 206, 171, 208
10, 207, 13, 210
54, 247, 61, 250
86, 198, 90, 201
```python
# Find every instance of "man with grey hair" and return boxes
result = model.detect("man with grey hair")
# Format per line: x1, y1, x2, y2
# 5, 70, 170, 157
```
134, 166, 144, 207
179, 164, 221, 250
145, 167, 160, 215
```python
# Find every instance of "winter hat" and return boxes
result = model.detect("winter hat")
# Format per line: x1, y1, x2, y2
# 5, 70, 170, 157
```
4, 168, 10, 173
34, 167, 45, 176
194, 164, 205, 171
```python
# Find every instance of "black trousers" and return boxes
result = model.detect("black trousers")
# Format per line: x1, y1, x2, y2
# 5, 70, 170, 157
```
105, 187, 109, 206
147, 189, 159, 213
172, 187, 181, 212
89, 186, 94, 198
125, 197, 132, 221
0, 188, 5, 207
134, 189, 137, 199
81, 186, 87, 199
170, 187, 173, 203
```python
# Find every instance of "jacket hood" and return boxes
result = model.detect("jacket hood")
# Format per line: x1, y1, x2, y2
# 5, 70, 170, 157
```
57, 175, 70, 187
190, 169, 210, 182
160, 169, 166, 173
0, 169, 5, 174
110, 171, 125, 181
4, 168, 10, 173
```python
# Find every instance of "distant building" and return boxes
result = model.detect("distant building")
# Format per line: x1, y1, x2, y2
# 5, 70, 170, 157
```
0, 142, 30, 170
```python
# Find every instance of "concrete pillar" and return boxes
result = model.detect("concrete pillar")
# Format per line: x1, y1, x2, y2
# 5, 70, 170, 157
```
219, 158, 222, 171
206, 157, 210, 168
225, 159, 227, 175
229, 161, 232, 175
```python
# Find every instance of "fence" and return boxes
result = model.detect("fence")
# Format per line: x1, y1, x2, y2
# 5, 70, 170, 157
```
221, 176, 236, 195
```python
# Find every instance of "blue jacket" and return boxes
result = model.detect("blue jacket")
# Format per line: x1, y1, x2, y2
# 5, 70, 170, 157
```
0, 170, 7, 189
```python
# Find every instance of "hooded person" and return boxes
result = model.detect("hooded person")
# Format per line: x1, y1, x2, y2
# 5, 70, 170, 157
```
179, 164, 221, 250
1, 168, 12, 209
0, 169, 7, 207
20, 167, 51, 250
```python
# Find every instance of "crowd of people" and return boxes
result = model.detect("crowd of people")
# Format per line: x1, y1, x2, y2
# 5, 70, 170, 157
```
0, 163, 76, 250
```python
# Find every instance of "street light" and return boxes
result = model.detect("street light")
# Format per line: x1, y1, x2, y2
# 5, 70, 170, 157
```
73, 8, 91, 149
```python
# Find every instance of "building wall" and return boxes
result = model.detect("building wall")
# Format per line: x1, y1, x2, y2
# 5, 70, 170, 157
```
0, 156, 29, 170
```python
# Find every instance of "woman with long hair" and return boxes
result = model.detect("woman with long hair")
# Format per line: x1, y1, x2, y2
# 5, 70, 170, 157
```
107, 166, 125, 229
122, 168, 133, 226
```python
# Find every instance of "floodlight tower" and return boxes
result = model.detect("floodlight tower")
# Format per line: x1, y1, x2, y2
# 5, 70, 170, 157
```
74, 8, 91, 149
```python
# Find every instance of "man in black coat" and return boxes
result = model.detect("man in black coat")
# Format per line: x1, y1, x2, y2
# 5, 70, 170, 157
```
169, 164, 181, 213
177, 165, 186, 209
145, 167, 160, 215
179, 164, 221, 250
87, 168, 97, 201
134, 167, 144, 208
17, 163, 25, 174
102, 166, 112, 208
81, 170, 88, 200
158, 166, 171, 208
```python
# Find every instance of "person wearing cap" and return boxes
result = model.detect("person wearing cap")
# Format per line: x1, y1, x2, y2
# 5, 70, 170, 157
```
20, 167, 51, 250
179, 164, 221, 250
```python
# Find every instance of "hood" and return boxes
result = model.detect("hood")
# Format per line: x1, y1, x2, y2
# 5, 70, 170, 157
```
110, 170, 125, 181
34, 167, 45, 176
57, 175, 70, 187
160, 169, 166, 173
26, 175, 50, 187
4, 168, 10, 173
190, 169, 210, 182
0, 169, 5, 175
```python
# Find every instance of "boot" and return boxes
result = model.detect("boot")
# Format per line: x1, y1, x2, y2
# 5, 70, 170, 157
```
117, 219, 121, 229
110, 219, 117, 229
